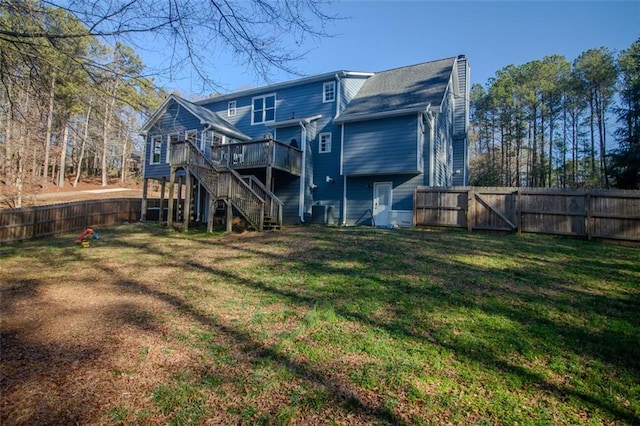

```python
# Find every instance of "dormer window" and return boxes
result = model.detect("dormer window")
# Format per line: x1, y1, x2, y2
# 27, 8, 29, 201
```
323, 81, 335, 103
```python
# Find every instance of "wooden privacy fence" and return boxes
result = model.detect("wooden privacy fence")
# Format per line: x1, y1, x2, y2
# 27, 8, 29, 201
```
414, 187, 640, 241
0, 198, 142, 243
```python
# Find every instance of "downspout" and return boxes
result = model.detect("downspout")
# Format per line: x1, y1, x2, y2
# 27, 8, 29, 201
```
340, 123, 347, 225
298, 123, 307, 222
335, 73, 342, 118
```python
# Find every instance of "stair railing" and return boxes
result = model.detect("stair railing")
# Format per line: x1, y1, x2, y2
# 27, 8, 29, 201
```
171, 140, 266, 230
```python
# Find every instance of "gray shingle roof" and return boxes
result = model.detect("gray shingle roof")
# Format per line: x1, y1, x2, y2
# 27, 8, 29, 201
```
338, 57, 456, 121
140, 94, 251, 140
173, 96, 251, 140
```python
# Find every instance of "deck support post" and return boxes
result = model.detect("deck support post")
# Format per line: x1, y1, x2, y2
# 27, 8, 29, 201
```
167, 170, 175, 229
184, 171, 192, 231
177, 176, 183, 222
207, 198, 216, 232
140, 178, 148, 221
225, 199, 233, 233
159, 177, 166, 224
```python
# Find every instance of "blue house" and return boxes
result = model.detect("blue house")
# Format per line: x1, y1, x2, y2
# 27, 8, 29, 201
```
140, 55, 470, 231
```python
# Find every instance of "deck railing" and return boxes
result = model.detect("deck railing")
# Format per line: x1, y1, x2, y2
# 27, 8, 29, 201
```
211, 139, 302, 175
170, 141, 271, 230
242, 175, 283, 225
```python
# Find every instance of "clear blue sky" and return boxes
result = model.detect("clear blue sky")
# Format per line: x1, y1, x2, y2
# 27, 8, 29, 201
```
145, 1, 640, 97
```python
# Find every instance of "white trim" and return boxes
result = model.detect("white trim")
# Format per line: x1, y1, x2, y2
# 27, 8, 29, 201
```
373, 181, 393, 227
416, 113, 421, 172
268, 114, 322, 128
185, 129, 198, 149
335, 74, 342, 118
191, 71, 374, 105
299, 124, 307, 222
167, 132, 179, 164
335, 106, 427, 124
319, 132, 332, 154
227, 100, 236, 117
339, 124, 344, 176
150, 135, 162, 164
342, 175, 347, 226
251, 93, 276, 125
323, 81, 336, 103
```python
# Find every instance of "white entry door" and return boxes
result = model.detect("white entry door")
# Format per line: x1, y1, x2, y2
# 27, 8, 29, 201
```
373, 182, 392, 227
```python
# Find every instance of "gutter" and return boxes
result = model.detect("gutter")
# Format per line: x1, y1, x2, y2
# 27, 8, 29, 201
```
334, 106, 429, 124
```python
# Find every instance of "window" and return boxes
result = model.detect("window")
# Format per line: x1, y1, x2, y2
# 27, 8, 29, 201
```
319, 132, 332, 153
252, 94, 276, 124
167, 133, 179, 163
323, 81, 335, 103
151, 135, 162, 164
228, 100, 236, 117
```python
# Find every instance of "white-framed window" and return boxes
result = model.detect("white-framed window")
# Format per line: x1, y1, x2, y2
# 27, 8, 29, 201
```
167, 132, 179, 163
150, 135, 162, 164
323, 81, 335, 103
319, 132, 332, 153
228, 100, 236, 117
251, 94, 276, 125
185, 129, 198, 150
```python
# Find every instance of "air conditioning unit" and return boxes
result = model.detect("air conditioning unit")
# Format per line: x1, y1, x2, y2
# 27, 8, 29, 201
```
311, 205, 335, 225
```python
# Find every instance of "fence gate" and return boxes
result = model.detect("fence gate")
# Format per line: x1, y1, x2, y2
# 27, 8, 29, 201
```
414, 186, 640, 241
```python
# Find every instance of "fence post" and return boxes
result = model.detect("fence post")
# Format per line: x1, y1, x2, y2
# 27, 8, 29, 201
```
586, 191, 592, 240
31, 206, 38, 239
466, 188, 474, 232
516, 188, 522, 235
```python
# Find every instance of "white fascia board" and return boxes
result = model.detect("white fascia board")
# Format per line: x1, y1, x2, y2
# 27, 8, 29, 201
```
268, 114, 323, 129
334, 107, 426, 124
139, 94, 181, 135
195, 72, 350, 105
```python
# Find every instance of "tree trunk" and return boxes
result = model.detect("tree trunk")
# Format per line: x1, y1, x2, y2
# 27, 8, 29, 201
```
58, 121, 69, 187
43, 75, 56, 189
74, 105, 92, 187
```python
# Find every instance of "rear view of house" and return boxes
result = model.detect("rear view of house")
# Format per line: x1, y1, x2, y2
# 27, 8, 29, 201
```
140, 55, 470, 230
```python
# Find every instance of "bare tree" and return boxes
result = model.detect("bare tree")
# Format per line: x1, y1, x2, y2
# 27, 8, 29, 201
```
1, 0, 337, 91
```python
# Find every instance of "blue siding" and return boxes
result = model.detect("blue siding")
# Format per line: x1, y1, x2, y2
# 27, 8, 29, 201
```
452, 136, 467, 186
200, 80, 336, 140
274, 177, 301, 223
345, 174, 422, 226
342, 115, 419, 176
144, 103, 204, 179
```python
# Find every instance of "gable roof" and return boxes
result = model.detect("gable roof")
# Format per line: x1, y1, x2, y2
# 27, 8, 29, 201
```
335, 57, 456, 123
140, 94, 251, 141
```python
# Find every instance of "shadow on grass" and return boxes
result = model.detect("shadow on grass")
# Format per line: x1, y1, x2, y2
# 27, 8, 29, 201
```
2, 224, 639, 424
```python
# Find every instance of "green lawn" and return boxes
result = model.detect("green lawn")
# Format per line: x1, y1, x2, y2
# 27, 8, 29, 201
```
1, 224, 639, 425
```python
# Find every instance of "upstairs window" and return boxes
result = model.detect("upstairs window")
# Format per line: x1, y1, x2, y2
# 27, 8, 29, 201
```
319, 132, 332, 153
252, 94, 276, 125
167, 133, 179, 163
151, 135, 162, 164
228, 100, 236, 117
323, 81, 335, 103
185, 129, 198, 149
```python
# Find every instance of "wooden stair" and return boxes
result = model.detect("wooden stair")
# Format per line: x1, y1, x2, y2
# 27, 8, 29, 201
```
170, 140, 283, 232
